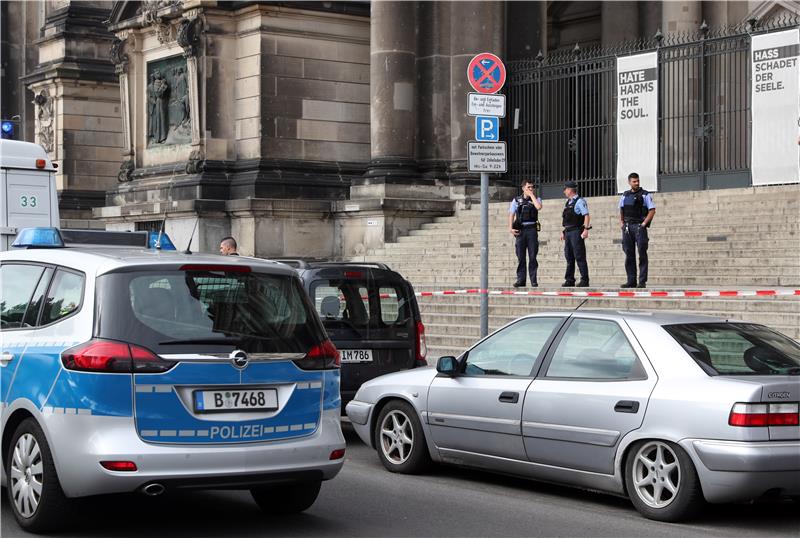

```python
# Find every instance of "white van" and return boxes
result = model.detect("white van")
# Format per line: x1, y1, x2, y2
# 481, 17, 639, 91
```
0, 140, 59, 251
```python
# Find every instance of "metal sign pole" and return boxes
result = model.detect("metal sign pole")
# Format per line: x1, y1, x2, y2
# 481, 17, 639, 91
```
480, 171, 489, 338
466, 52, 506, 340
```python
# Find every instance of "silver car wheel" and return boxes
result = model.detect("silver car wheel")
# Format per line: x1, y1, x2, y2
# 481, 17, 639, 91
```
379, 410, 414, 465
10, 433, 43, 519
632, 441, 681, 509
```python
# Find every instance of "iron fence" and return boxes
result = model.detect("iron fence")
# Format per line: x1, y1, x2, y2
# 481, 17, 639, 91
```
506, 14, 800, 198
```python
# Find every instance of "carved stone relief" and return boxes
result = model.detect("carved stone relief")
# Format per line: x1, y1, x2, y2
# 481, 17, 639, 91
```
146, 55, 191, 147
177, 17, 202, 57
110, 36, 129, 74
33, 89, 54, 153
118, 159, 135, 182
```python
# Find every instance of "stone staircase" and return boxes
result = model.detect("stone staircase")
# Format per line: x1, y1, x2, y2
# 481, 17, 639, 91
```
356, 185, 800, 358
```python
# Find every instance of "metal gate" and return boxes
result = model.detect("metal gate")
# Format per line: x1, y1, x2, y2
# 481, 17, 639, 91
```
506, 16, 799, 198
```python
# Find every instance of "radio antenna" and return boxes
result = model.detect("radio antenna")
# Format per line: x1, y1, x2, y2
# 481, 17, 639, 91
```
183, 217, 199, 254
574, 298, 589, 311
155, 162, 181, 250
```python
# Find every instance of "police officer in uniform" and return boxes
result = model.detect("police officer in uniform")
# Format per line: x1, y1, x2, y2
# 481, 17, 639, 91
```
561, 180, 590, 287
619, 172, 655, 288
508, 179, 543, 287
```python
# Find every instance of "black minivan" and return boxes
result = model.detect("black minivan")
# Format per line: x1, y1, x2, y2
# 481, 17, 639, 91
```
279, 261, 428, 407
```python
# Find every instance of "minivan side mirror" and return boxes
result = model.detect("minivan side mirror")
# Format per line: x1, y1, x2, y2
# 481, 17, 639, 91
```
436, 356, 458, 377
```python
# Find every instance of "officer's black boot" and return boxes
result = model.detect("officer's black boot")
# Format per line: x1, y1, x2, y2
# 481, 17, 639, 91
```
513, 281, 525, 288
637, 282, 647, 288
621, 281, 637, 288
561, 280, 576, 287
576, 280, 589, 287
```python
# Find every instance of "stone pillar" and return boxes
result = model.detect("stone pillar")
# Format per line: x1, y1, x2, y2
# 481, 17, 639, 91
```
416, 0, 451, 180
639, 2, 662, 41
448, 1, 504, 187
601, 2, 640, 47
363, 1, 418, 186
662, 1, 702, 34
506, 1, 547, 60
22, 1, 121, 221
661, 2, 702, 176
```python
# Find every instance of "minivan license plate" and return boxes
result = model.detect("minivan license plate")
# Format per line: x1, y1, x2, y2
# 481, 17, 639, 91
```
194, 389, 278, 413
340, 349, 373, 363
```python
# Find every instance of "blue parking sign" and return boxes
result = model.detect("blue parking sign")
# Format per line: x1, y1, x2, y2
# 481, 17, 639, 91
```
475, 116, 499, 141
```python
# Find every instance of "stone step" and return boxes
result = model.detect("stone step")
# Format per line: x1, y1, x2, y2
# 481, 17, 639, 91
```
365, 241, 800, 257
374, 256, 800, 267
408, 223, 800, 237
406, 275, 799, 286
396, 266, 800, 277
418, 298, 800, 314
434, 207, 800, 222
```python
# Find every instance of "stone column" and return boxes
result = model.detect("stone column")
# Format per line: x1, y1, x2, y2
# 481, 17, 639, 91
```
601, 2, 640, 47
177, 15, 203, 147
448, 1, 504, 185
506, 1, 547, 60
416, 1, 451, 180
661, 2, 702, 177
22, 1, 121, 221
363, 1, 418, 186
639, 2, 662, 41
662, 1, 702, 34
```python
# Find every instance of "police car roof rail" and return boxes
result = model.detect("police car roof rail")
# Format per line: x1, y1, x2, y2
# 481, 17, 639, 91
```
273, 258, 391, 271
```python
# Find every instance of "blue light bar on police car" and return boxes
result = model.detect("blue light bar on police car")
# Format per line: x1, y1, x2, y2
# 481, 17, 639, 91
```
12, 227, 65, 248
149, 231, 177, 250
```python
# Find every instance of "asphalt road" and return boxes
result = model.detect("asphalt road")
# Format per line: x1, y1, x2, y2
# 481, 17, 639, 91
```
2, 424, 798, 537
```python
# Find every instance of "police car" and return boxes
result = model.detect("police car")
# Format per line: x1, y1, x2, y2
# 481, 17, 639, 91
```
0, 228, 345, 532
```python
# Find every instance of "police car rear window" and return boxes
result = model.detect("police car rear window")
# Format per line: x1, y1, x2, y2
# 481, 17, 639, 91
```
95, 268, 325, 355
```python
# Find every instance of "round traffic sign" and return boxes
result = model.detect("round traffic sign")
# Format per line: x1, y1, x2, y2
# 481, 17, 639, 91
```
467, 52, 506, 94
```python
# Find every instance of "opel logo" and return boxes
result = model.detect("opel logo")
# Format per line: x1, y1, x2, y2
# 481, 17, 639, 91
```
230, 350, 249, 370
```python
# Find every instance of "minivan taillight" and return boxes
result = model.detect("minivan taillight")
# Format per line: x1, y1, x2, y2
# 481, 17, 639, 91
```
729, 402, 800, 426
415, 321, 427, 366
294, 339, 340, 370
61, 339, 175, 374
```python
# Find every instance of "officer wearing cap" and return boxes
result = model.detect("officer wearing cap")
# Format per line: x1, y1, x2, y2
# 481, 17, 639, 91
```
619, 172, 656, 288
508, 179, 543, 287
561, 180, 590, 287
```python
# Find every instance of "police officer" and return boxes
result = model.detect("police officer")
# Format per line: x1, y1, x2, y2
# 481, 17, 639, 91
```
619, 172, 655, 288
561, 180, 590, 287
508, 179, 543, 287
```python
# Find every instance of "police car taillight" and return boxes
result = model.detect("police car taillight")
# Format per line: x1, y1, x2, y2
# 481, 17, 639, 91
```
61, 339, 175, 374
293, 339, 340, 370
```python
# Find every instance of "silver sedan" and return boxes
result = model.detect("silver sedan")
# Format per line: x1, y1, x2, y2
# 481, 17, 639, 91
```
346, 310, 800, 522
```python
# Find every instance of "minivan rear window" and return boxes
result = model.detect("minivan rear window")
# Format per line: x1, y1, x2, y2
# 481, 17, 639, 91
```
310, 277, 413, 339
96, 268, 326, 355
664, 323, 800, 376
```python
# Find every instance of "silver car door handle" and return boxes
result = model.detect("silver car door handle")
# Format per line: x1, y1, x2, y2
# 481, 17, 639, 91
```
498, 391, 519, 404
0, 352, 14, 366
614, 400, 640, 413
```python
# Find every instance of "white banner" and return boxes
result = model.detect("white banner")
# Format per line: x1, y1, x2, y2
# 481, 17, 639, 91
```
751, 29, 800, 185
616, 52, 658, 192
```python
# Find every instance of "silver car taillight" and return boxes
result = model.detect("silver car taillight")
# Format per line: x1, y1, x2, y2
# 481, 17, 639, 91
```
728, 402, 800, 426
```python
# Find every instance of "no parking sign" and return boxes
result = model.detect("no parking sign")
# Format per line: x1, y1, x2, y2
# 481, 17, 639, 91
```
467, 52, 506, 94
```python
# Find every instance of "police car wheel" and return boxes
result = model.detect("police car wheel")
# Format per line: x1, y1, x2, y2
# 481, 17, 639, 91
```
250, 480, 321, 514
374, 400, 430, 475
624, 440, 704, 522
6, 418, 71, 532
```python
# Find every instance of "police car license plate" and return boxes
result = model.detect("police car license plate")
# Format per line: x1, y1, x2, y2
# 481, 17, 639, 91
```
340, 349, 373, 363
193, 389, 278, 413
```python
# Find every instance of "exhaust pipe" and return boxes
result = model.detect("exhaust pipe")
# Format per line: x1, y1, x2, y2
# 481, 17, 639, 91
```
141, 483, 165, 496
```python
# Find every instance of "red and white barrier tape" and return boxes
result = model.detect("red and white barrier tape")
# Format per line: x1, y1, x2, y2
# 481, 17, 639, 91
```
414, 288, 800, 298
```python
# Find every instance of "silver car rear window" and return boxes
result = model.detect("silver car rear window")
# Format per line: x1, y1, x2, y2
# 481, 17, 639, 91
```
663, 323, 800, 376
